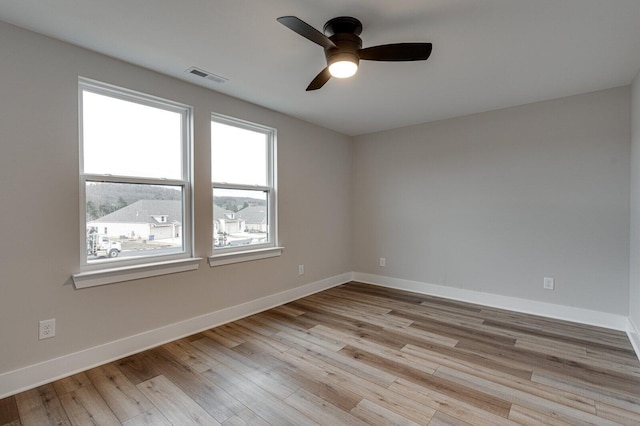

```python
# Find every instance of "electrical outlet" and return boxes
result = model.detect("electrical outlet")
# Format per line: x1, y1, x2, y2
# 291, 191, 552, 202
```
298, 264, 304, 275
39, 319, 56, 340
543, 277, 555, 290
379, 257, 386, 267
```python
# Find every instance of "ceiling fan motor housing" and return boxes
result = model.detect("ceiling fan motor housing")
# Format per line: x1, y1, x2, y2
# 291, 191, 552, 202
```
325, 32, 362, 69
323, 16, 363, 36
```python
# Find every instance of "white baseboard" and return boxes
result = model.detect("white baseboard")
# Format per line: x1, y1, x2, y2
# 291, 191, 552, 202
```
0, 272, 352, 399
628, 318, 640, 361
353, 272, 630, 331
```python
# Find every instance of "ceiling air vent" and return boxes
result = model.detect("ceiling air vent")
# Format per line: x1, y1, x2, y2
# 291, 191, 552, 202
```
186, 67, 228, 84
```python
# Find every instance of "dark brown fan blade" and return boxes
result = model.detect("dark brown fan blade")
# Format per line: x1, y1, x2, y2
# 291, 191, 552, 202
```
277, 16, 336, 50
359, 43, 432, 61
306, 68, 331, 91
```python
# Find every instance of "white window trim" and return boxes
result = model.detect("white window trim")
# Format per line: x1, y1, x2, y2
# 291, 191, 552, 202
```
73, 258, 202, 288
209, 113, 280, 266
208, 247, 283, 267
74, 78, 196, 287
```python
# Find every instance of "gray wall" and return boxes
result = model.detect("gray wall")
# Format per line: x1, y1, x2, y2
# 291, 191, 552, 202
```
0, 21, 352, 374
630, 72, 640, 329
353, 88, 630, 314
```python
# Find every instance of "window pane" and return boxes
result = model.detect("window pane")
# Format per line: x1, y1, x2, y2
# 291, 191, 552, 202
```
86, 182, 184, 263
83, 91, 182, 179
211, 121, 267, 185
213, 188, 268, 249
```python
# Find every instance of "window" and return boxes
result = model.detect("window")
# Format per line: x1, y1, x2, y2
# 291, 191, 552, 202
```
74, 78, 198, 287
210, 114, 280, 266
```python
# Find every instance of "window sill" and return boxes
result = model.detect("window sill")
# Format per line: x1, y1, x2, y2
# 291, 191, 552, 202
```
208, 247, 284, 267
72, 258, 202, 289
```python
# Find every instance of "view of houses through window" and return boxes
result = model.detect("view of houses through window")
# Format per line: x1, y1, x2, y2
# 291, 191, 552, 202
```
213, 188, 268, 248
80, 80, 276, 267
86, 182, 184, 260
80, 79, 191, 265
211, 115, 276, 252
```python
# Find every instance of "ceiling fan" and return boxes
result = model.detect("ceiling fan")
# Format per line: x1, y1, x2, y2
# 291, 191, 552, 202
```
277, 15, 433, 91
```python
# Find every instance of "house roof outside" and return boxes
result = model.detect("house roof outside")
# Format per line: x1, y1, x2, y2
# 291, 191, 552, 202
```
236, 205, 267, 224
214, 205, 237, 221
90, 200, 182, 224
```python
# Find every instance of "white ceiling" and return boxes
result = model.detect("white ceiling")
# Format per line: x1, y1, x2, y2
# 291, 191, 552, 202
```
1, 0, 640, 136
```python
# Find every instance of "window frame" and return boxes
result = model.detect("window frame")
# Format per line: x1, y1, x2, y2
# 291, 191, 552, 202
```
209, 113, 281, 266
74, 78, 198, 286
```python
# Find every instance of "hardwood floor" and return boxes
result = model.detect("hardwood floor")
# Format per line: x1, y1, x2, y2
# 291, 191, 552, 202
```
2, 281, 640, 425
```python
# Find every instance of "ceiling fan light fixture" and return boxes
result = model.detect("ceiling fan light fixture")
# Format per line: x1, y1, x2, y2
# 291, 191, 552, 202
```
277, 15, 432, 90
327, 52, 359, 78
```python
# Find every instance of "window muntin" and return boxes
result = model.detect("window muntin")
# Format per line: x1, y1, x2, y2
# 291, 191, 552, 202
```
211, 115, 276, 253
80, 79, 192, 268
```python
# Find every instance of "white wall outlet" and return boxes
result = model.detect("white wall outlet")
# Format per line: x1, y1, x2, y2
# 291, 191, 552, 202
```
543, 277, 555, 290
379, 257, 386, 267
39, 318, 56, 340
298, 264, 304, 275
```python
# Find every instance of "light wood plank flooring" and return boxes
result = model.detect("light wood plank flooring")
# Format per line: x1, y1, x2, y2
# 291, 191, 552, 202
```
2, 282, 640, 425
